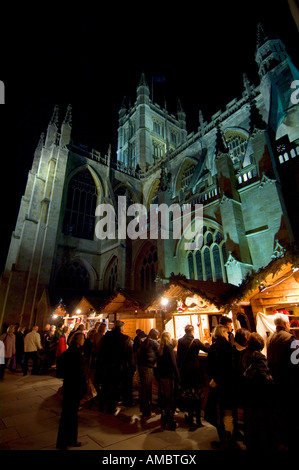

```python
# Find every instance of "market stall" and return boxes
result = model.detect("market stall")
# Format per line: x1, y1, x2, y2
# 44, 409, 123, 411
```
98, 290, 159, 339
50, 296, 108, 331
146, 276, 241, 343
250, 265, 299, 341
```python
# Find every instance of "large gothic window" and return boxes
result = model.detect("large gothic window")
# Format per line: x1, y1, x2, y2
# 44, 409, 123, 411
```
140, 245, 158, 291
63, 169, 98, 240
180, 163, 196, 191
225, 131, 248, 165
56, 261, 90, 290
187, 227, 227, 282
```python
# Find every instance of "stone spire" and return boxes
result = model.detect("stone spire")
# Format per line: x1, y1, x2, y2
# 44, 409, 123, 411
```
255, 22, 288, 80
256, 22, 269, 50
198, 109, 206, 136
49, 104, 59, 126
136, 73, 150, 105
32, 132, 45, 173
60, 104, 72, 146
45, 105, 59, 148
118, 96, 127, 123
63, 104, 72, 126
139, 72, 148, 87
177, 99, 186, 130
243, 73, 253, 99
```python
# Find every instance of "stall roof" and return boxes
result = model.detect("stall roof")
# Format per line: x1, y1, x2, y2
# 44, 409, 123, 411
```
148, 276, 239, 311
100, 289, 154, 314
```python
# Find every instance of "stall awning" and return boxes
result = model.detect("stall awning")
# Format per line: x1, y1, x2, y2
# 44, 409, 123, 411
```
148, 275, 239, 312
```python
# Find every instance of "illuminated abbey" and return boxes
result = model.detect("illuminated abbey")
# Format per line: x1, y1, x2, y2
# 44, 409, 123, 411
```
1, 25, 299, 329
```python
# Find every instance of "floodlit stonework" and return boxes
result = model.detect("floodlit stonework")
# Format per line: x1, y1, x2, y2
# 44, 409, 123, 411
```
0, 25, 298, 329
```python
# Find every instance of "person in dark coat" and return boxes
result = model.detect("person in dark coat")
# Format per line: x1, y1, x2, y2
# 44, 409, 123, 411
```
267, 314, 299, 450
231, 327, 251, 440
177, 324, 210, 428
206, 324, 235, 449
96, 320, 133, 414
120, 336, 136, 407
137, 328, 160, 418
243, 332, 275, 450
15, 326, 26, 371
56, 331, 87, 450
156, 331, 180, 430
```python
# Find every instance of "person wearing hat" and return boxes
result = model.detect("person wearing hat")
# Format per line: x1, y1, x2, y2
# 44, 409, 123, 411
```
96, 319, 133, 413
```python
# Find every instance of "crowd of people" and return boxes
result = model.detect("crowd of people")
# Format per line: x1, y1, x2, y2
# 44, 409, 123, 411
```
0, 313, 298, 451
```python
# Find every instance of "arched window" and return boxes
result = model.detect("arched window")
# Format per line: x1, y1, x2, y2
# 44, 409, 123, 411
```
107, 259, 118, 294
56, 261, 90, 290
63, 169, 98, 240
188, 252, 194, 279
206, 232, 213, 246
196, 251, 203, 280
204, 248, 212, 280
140, 245, 158, 291
225, 131, 248, 164
213, 245, 223, 281
186, 226, 227, 282
180, 163, 196, 191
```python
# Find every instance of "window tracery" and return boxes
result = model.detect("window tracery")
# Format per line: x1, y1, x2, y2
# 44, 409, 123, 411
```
187, 227, 227, 282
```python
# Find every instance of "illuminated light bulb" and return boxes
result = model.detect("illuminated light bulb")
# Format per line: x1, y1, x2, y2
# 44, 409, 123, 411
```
161, 297, 168, 306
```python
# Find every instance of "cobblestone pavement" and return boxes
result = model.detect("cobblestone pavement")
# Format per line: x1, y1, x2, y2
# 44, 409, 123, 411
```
0, 368, 245, 452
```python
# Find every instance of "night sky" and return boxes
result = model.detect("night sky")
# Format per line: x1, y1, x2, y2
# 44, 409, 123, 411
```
0, 1, 298, 272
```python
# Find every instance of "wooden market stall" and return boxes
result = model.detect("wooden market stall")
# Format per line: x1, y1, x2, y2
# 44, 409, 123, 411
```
146, 276, 241, 344
98, 289, 161, 339
249, 264, 299, 339
223, 244, 299, 342
53, 296, 108, 331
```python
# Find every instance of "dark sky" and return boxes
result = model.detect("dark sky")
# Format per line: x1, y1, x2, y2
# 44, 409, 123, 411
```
0, 1, 298, 272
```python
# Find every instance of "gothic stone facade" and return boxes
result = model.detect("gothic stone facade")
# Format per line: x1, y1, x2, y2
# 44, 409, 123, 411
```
1, 27, 299, 329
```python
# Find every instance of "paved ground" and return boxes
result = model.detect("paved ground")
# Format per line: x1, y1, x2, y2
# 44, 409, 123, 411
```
0, 367, 244, 452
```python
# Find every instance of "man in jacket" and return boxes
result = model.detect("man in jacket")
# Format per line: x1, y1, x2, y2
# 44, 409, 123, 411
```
267, 314, 299, 449
23, 326, 42, 375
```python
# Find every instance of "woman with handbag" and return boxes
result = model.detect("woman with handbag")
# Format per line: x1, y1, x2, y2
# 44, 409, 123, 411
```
177, 324, 209, 429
